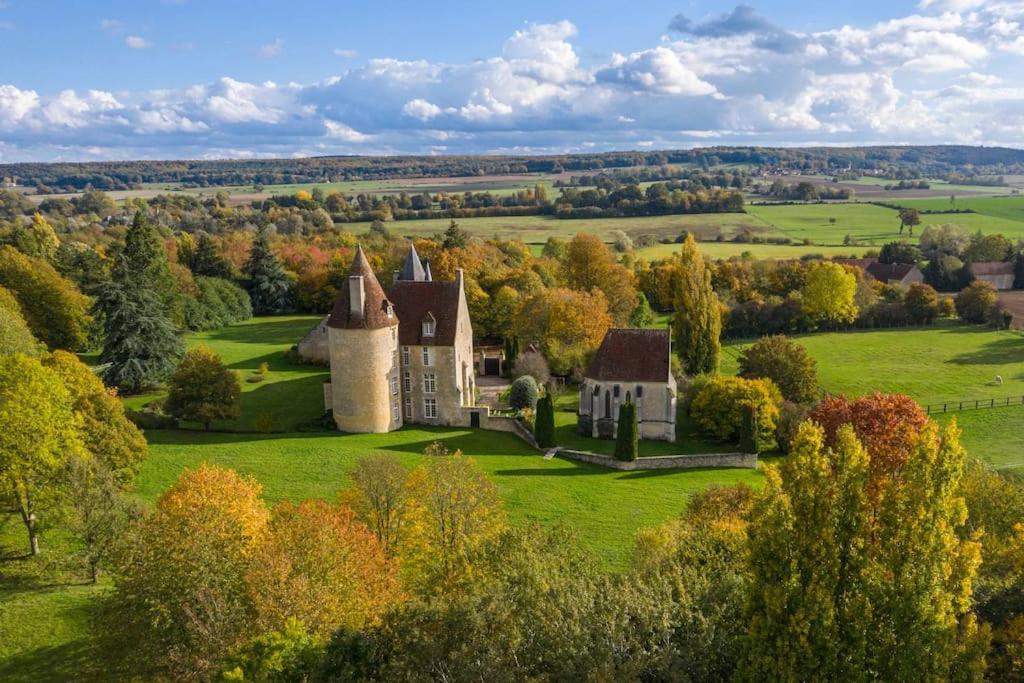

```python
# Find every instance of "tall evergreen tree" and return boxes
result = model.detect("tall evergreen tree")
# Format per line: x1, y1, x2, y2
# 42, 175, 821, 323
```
190, 233, 233, 279
534, 394, 556, 449
97, 281, 183, 393
244, 229, 292, 315
114, 211, 182, 324
614, 401, 638, 462
672, 235, 721, 375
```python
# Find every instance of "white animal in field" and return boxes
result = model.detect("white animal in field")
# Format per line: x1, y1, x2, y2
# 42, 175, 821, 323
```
995, 375, 1004, 386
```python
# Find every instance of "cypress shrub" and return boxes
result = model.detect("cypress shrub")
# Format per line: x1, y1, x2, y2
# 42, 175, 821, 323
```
534, 394, 556, 448
739, 403, 759, 454
614, 401, 638, 462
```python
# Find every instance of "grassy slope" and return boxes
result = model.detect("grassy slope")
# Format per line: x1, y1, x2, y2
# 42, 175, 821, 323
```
723, 322, 1024, 468
635, 241, 869, 261
122, 315, 328, 432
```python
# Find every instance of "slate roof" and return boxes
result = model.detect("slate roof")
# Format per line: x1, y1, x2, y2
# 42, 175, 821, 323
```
327, 247, 396, 330
969, 261, 1015, 276
585, 329, 671, 384
864, 261, 919, 283
397, 243, 428, 282
388, 279, 462, 346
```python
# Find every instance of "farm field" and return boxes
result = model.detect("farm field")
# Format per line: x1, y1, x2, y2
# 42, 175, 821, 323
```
746, 202, 904, 245
790, 174, 1017, 199
635, 241, 868, 261
723, 323, 1024, 468
891, 195, 1024, 224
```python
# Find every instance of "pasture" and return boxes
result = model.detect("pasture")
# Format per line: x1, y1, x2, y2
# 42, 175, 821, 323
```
723, 322, 1024, 469
635, 241, 868, 261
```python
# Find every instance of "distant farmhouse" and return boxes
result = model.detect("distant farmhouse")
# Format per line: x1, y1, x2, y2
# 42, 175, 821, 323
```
969, 262, 1015, 291
577, 329, 677, 442
317, 245, 475, 433
837, 258, 924, 287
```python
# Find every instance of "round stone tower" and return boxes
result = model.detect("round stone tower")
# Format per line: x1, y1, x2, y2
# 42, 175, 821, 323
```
326, 246, 401, 433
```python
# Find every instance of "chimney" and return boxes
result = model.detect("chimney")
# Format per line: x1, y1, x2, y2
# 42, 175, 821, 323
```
348, 276, 365, 319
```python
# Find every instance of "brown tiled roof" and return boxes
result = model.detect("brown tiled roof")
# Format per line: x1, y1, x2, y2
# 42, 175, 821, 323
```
835, 258, 876, 270
865, 261, 919, 283
969, 261, 1015, 276
585, 329, 671, 383
388, 280, 462, 346
327, 247, 397, 330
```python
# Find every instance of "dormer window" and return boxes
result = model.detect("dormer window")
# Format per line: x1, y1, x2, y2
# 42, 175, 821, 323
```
422, 314, 436, 337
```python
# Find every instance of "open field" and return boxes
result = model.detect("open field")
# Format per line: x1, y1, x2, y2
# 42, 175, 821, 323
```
121, 315, 327, 432
780, 174, 1017, 199
723, 322, 1024, 468
889, 195, 1024, 224
746, 202, 904, 245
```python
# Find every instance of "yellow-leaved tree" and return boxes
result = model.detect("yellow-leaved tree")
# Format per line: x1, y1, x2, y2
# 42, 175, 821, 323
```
742, 420, 987, 680
801, 261, 858, 326
0, 353, 85, 555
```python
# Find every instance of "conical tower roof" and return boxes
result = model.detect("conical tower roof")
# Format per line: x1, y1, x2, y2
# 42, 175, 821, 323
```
397, 242, 427, 281
327, 246, 396, 329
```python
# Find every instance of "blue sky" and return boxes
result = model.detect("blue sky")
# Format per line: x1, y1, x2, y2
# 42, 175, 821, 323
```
0, 0, 1021, 161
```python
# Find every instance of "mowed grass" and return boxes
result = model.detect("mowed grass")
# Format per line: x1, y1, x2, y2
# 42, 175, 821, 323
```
723, 323, 1024, 468
746, 202, 903, 246
121, 315, 328, 432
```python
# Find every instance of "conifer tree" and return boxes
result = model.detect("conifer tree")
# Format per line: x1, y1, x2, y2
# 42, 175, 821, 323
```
114, 211, 181, 323
244, 229, 292, 315
97, 282, 183, 393
672, 235, 720, 375
739, 403, 758, 454
614, 401, 638, 462
190, 233, 233, 279
534, 394, 556, 449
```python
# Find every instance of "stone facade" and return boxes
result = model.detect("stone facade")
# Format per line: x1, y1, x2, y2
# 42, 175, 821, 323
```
296, 315, 330, 364
578, 328, 677, 442
320, 244, 474, 433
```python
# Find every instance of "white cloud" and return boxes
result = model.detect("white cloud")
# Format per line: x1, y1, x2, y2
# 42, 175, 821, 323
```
125, 35, 151, 49
597, 47, 717, 95
402, 98, 442, 120
257, 38, 283, 58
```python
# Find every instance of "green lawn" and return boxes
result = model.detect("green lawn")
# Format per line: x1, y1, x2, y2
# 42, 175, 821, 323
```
122, 315, 328, 432
723, 323, 1024, 469
745, 202, 903, 246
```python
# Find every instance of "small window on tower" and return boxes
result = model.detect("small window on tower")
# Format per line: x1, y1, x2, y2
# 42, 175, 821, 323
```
422, 316, 435, 337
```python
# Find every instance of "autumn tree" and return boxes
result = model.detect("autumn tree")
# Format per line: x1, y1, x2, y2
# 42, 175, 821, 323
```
0, 285, 40, 356
402, 443, 506, 591
672, 235, 721, 374
955, 280, 998, 324
513, 287, 612, 375
743, 420, 986, 680
801, 262, 858, 326
0, 354, 85, 555
44, 350, 147, 485
247, 500, 402, 638
165, 345, 242, 430
737, 335, 819, 404
341, 455, 415, 555
690, 376, 781, 447
244, 228, 293, 315
561, 233, 638, 325
66, 458, 142, 583
9, 212, 60, 261
111, 465, 269, 678
904, 282, 942, 324
0, 245, 92, 350
898, 207, 921, 235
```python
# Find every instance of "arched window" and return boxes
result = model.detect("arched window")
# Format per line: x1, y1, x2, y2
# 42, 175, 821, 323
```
604, 390, 611, 418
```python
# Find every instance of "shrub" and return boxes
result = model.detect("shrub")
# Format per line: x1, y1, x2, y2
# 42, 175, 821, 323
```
737, 335, 818, 404
534, 395, 555, 449
512, 351, 550, 386
509, 376, 539, 411
690, 376, 782, 447
775, 401, 808, 455
955, 281, 998, 324
614, 401, 639, 462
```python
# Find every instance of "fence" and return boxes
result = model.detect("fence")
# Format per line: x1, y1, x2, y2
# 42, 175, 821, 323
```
924, 395, 1024, 415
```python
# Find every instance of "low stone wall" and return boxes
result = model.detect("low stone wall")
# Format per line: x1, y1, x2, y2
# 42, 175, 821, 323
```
556, 448, 757, 471
452, 406, 540, 449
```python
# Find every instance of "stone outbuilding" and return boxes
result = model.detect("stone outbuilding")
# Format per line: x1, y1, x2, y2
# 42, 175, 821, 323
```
969, 262, 1016, 291
577, 328, 677, 442
837, 258, 924, 287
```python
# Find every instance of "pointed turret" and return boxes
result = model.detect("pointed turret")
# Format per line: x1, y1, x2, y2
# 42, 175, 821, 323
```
397, 243, 427, 282
422, 258, 432, 282
327, 246, 395, 329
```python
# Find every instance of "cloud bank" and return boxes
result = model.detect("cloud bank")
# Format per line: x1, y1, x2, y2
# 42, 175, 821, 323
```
2, 3, 1024, 161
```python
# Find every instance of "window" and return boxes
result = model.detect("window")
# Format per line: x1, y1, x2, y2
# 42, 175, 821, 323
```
403, 372, 411, 393
392, 399, 400, 421
424, 397, 437, 419
422, 318, 435, 337
391, 326, 396, 341
390, 375, 398, 396
404, 396, 412, 419
636, 385, 644, 398
422, 346, 433, 366
423, 373, 437, 394
401, 346, 410, 366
